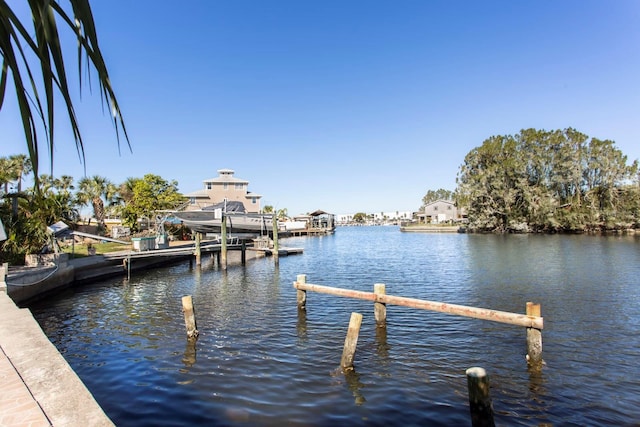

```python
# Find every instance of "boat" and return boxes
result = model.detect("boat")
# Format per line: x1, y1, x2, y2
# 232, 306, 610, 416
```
173, 201, 274, 234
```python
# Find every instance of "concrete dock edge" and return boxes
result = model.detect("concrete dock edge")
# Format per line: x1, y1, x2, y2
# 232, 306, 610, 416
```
0, 292, 114, 426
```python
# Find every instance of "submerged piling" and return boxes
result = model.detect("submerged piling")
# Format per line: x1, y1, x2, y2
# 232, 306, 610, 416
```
296, 274, 307, 310
341, 312, 363, 371
182, 295, 198, 338
374, 283, 386, 327
466, 367, 495, 427
526, 302, 543, 366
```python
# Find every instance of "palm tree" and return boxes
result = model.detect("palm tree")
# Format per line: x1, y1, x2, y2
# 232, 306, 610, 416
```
0, 1, 129, 187
76, 175, 116, 228
0, 155, 31, 193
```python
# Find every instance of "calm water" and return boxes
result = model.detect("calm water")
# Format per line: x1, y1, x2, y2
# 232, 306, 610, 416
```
29, 227, 640, 426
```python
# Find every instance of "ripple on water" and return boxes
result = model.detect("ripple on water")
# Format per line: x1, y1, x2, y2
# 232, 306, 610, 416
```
28, 228, 640, 426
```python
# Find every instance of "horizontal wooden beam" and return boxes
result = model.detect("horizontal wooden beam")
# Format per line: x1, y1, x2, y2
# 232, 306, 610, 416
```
293, 281, 543, 329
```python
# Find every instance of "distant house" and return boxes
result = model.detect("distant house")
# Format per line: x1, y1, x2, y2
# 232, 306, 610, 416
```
417, 200, 466, 224
184, 169, 263, 213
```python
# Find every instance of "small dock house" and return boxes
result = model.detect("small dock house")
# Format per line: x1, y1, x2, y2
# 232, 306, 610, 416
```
290, 210, 336, 236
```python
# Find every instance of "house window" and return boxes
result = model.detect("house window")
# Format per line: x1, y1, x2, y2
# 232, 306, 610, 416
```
434, 206, 438, 211
190, 197, 196, 204
206, 183, 212, 190
251, 198, 257, 204
235, 183, 243, 190
223, 183, 228, 190
447, 205, 452, 210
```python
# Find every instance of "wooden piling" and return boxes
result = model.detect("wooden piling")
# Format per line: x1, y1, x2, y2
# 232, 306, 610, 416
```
0, 262, 7, 293
221, 214, 227, 270
466, 367, 495, 427
293, 280, 543, 329
182, 295, 199, 338
526, 302, 543, 366
296, 274, 307, 310
341, 312, 363, 371
272, 214, 279, 265
374, 283, 386, 328
241, 240, 246, 265
195, 232, 201, 266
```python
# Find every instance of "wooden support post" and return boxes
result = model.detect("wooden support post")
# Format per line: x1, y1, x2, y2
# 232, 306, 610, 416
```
127, 254, 131, 280
195, 232, 201, 266
0, 262, 8, 293
272, 214, 279, 265
296, 274, 307, 310
221, 214, 227, 270
526, 302, 543, 366
181, 295, 199, 338
341, 312, 363, 371
216, 251, 221, 267
466, 367, 495, 427
241, 240, 246, 265
374, 283, 386, 328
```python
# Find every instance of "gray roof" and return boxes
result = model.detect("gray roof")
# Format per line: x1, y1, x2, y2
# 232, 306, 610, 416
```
184, 189, 210, 197
203, 169, 249, 184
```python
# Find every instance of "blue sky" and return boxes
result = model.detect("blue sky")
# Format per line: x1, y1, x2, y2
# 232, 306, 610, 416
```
2, 0, 640, 216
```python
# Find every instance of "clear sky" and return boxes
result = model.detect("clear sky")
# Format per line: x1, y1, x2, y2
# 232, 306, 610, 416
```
2, 0, 640, 216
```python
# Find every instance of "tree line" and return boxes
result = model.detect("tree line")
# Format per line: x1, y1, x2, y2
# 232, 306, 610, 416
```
0, 155, 184, 262
453, 128, 639, 232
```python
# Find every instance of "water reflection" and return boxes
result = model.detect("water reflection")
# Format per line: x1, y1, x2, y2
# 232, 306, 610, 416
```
296, 307, 307, 341
27, 228, 640, 426
344, 369, 366, 406
375, 325, 390, 362
182, 337, 197, 367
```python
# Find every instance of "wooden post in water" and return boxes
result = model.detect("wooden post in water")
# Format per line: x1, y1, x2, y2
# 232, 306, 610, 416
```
241, 240, 246, 265
374, 283, 386, 328
195, 232, 201, 266
526, 302, 543, 365
296, 274, 307, 310
221, 214, 227, 270
272, 214, 279, 265
181, 295, 199, 338
341, 312, 363, 371
466, 367, 495, 427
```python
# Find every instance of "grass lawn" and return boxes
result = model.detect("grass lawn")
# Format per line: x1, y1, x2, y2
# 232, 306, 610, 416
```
60, 241, 131, 257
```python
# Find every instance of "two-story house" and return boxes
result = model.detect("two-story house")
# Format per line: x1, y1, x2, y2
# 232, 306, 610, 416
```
184, 169, 263, 213
417, 200, 466, 224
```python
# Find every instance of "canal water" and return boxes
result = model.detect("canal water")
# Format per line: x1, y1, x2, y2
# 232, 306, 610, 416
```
29, 227, 640, 426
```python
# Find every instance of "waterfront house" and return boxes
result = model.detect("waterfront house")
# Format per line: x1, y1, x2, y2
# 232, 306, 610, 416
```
417, 200, 466, 224
184, 169, 263, 213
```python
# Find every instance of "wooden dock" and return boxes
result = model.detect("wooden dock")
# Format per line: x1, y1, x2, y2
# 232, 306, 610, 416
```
248, 247, 304, 256
288, 227, 335, 236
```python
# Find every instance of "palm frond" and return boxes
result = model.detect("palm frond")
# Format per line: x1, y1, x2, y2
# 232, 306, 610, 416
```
0, 0, 130, 190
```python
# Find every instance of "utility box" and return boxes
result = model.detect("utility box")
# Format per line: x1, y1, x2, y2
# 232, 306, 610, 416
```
132, 236, 156, 251
156, 233, 169, 250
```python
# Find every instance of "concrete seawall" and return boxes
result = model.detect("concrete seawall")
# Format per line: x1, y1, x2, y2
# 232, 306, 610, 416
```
0, 291, 114, 426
